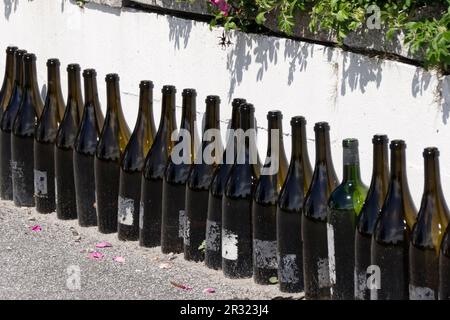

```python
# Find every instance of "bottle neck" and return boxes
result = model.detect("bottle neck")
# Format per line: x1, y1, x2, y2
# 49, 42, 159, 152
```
47, 65, 62, 95
106, 80, 120, 114
159, 91, 176, 130
139, 86, 152, 121
391, 148, 408, 186
181, 96, 196, 130
266, 117, 285, 158
84, 76, 98, 106
204, 101, 220, 131
230, 105, 240, 130
423, 155, 443, 195
24, 59, 37, 88
67, 69, 81, 101
372, 142, 389, 183
4, 52, 15, 83
342, 146, 362, 182
15, 56, 24, 87
315, 129, 332, 165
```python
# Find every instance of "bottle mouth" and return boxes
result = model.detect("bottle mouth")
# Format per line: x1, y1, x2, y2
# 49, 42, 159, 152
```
423, 147, 439, 157
205, 95, 220, 104
390, 139, 406, 150
83, 69, 97, 77
343, 138, 358, 148
23, 53, 36, 62
240, 103, 254, 113
15, 50, 27, 58
291, 116, 306, 126
182, 88, 196, 97
162, 85, 176, 94
267, 110, 282, 120
314, 121, 329, 131
372, 134, 388, 144
6, 46, 18, 54
140, 80, 154, 89
231, 98, 246, 108
46, 58, 60, 67
105, 73, 119, 82
67, 64, 80, 72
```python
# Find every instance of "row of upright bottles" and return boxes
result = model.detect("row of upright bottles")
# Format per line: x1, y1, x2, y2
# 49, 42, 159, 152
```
2, 46, 450, 300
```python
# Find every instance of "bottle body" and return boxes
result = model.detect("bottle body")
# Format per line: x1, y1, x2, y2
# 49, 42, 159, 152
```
371, 140, 417, 300
302, 122, 338, 300
0, 46, 18, 120
277, 116, 312, 293
439, 227, 450, 299
140, 85, 177, 248
0, 48, 24, 200
222, 103, 260, 279
118, 81, 155, 240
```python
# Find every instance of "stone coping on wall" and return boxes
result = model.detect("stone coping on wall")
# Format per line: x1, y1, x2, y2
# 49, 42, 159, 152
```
89, 0, 447, 66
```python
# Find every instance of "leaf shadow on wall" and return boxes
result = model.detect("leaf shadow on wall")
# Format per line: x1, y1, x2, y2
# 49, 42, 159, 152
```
167, 15, 193, 50
3, 0, 20, 20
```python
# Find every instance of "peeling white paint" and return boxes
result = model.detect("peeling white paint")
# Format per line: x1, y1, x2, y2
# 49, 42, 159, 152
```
118, 196, 134, 226
222, 228, 238, 261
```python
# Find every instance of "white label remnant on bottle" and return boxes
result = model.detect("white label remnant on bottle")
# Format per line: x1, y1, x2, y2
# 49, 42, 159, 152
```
278, 254, 299, 283
409, 284, 435, 300
318, 257, 331, 288
118, 196, 134, 226
206, 220, 221, 252
139, 201, 144, 230
354, 269, 367, 300
34, 169, 48, 197
179, 210, 186, 239
326, 223, 336, 285
222, 228, 238, 260
253, 239, 278, 269
184, 216, 191, 246
54, 177, 58, 205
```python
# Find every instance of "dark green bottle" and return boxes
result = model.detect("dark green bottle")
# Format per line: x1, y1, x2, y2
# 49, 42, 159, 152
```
73, 69, 104, 227
355, 135, 389, 300
222, 103, 260, 279
327, 138, 368, 300
34, 58, 65, 214
0, 48, 23, 201
117, 81, 156, 241
139, 85, 177, 248
277, 116, 312, 293
55, 64, 84, 220
161, 88, 198, 253
0, 46, 18, 126
409, 147, 449, 300
95, 74, 131, 234
371, 140, 417, 300
252, 110, 288, 285
205, 98, 245, 270
302, 122, 339, 300
11, 53, 43, 207
439, 225, 450, 299
184, 95, 222, 262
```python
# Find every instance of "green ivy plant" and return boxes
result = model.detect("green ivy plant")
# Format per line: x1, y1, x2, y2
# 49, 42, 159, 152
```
205, 0, 450, 71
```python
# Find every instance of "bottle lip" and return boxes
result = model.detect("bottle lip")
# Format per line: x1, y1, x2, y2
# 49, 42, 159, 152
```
390, 139, 406, 150
314, 121, 329, 131
423, 147, 439, 157
343, 138, 358, 148
105, 73, 119, 82
182, 88, 196, 96
15, 49, 27, 57
240, 103, 254, 113
83, 69, 97, 77
291, 116, 306, 125
23, 53, 36, 62
162, 85, 176, 94
46, 58, 60, 67
67, 63, 80, 71
6, 46, 18, 54
267, 110, 282, 120
231, 98, 246, 107
372, 134, 388, 144
205, 95, 220, 103
140, 80, 154, 89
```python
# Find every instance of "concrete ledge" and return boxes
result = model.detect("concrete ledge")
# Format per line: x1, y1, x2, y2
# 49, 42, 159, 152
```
127, 0, 211, 16
90, 0, 123, 8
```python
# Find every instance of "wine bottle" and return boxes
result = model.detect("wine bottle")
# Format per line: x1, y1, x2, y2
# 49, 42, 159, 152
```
252, 110, 288, 284
222, 103, 260, 279
55, 64, 84, 220
355, 134, 389, 300
439, 226, 450, 300
205, 98, 245, 270
184, 95, 222, 261
0, 48, 23, 201
277, 116, 312, 293
95, 74, 131, 234
34, 58, 65, 213
371, 140, 417, 300
117, 81, 155, 241
160, 88, 198, 253
73, 69, 104, 227
409, 147, 449, 300
327, 139, 368, 300
302, 122, 339, 300
11, 53, 43, 207
0, 46, 18, 125
139, 85, 177, 247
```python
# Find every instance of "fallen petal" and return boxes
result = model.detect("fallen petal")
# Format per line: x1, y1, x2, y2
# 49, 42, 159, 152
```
159, 263, 172, 269
88, 251, 104, 260
170, 281, 192, 291
113, 256, 125, 263
203, 288, 216, 294
31, 225, 42, 232
95, 241, 112, 248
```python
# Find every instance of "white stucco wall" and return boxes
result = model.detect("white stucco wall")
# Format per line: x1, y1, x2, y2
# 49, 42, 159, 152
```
1, 0, 450, 206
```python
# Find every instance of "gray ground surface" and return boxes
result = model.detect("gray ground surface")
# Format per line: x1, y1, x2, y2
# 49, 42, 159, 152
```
0, 200, 304, 300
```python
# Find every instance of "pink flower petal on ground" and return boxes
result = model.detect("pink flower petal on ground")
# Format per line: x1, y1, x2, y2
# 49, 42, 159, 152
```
95, 241, 112, 248
113, 256, 125, 263
31, 225, 42, 232
203, 288, 216, 294
88, 251, 104, 260
170, 281, 193, 291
